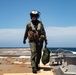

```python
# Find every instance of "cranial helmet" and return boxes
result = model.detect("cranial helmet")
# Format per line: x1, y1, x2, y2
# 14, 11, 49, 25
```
30, 10, 40, 19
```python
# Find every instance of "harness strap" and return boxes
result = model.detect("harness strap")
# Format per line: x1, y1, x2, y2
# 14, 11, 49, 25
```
30, 22, 41, 31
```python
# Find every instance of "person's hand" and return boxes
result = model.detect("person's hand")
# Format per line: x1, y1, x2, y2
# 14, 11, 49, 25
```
23, 40, 26, 44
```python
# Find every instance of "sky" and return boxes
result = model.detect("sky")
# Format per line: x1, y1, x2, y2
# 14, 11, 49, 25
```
0, 0, 76, 47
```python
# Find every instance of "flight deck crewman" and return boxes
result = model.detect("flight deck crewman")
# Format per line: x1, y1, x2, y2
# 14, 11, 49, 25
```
23, 10, 47, 73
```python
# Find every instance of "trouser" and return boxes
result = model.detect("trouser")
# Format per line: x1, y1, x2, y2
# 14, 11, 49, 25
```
29, 42, 43, 68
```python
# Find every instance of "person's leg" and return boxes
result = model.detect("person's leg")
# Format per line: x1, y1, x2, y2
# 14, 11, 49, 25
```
36, 43, 43, 70
29, 42, 37, 73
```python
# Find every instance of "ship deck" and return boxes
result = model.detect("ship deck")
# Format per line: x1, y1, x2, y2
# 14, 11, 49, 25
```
0, 48, 63, 75
0, 56, 56, 75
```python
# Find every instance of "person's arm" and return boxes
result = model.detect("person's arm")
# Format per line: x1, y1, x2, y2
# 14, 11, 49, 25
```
23, 24, 29, 44
41, 24, 48, 45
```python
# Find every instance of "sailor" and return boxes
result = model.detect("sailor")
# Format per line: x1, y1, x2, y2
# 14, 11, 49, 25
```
23, 10, 47, 73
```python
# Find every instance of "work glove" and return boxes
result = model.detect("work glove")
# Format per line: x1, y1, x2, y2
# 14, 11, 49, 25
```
23, 40, 26, 44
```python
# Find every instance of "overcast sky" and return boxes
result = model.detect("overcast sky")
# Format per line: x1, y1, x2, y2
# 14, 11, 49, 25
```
0, 0, 76, 47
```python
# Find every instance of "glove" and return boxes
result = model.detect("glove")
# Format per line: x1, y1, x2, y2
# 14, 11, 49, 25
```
23, 40, 26, 44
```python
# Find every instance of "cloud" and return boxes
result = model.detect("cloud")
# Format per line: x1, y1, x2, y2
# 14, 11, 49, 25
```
0, 29, 29, 47
46, 26, 76, 37
45, 26, 76, 47
0, 26, 76, 47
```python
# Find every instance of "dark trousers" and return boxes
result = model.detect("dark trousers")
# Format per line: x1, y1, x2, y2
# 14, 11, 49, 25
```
29, 42, 43, 68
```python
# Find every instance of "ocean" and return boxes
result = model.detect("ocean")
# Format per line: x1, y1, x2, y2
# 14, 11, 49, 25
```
48, 47, 76, 52
0, 47, 76, 52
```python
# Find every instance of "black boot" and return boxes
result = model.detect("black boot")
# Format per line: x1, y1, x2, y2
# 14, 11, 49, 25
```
36, 64, 40, 71
32, 67, 37, 73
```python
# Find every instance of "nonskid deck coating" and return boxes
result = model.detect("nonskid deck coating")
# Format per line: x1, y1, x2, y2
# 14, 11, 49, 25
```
3, 61, 54, 75
0, 57, 54, 75
0, 48, 60, 75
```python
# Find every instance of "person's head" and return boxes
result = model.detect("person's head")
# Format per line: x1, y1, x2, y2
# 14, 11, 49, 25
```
30, 10, 40, 21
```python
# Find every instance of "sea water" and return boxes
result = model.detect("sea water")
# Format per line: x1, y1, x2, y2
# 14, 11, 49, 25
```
0, 47, 76, 52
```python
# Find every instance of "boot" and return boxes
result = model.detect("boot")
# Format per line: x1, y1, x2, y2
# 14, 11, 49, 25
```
32, 67, 37, 73
36, 64, 40, 71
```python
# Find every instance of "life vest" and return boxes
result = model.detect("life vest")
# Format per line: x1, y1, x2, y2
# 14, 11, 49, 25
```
28, 22, 46, 42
